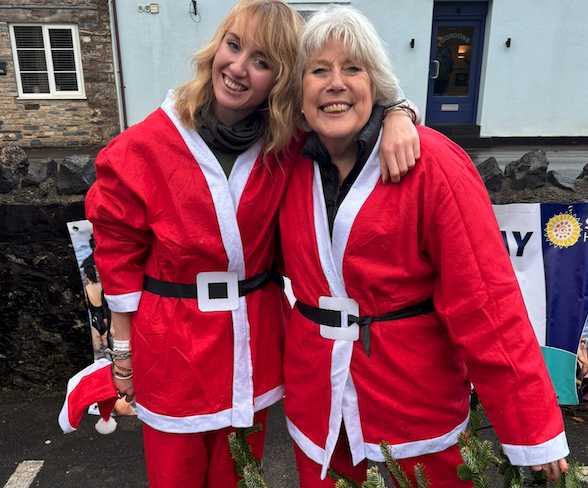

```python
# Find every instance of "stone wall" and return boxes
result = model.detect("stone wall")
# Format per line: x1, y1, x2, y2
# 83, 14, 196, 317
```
1, 147, 588, 390
0, 0, 119, 148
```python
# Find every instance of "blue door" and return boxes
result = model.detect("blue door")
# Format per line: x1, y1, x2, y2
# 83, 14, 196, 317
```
425, 2, 487, 124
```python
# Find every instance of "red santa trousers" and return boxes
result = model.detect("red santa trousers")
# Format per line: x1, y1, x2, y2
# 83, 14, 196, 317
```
143, 409, 268, 488
294, 429, 474, 488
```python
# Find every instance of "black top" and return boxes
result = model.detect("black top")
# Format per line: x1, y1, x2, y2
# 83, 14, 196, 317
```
302, 105, 384, 238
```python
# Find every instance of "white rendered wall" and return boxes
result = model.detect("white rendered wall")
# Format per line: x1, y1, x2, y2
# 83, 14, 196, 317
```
116, 0, 588, 137
353, 0, 433, 126
477, 0, 588, 137
113, 1, 238, 126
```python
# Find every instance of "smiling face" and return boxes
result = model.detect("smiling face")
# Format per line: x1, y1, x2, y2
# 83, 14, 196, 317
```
211, 17, 277, 126
302, 40, 373, 154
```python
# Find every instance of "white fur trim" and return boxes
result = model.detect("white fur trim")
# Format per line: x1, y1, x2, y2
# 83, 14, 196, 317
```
105, 291, 142, 313
365, 415, 470, 461
58, 358, 112, 433
135, 386, 283, 434
310, 133, 383, 478
502, 431, 569, 466
287, 416, 325, 465
95, 417, 117, 434
254, 384, 285, 411
161, 95, 262, 428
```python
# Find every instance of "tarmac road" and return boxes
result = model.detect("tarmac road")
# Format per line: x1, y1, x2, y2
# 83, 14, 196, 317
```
1, 389, 587, 487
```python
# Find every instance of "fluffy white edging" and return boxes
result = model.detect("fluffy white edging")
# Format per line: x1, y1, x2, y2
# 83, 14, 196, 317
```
95, 417, 117, 434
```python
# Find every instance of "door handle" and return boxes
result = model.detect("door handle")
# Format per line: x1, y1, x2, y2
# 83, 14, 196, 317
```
430, 60, 440, 79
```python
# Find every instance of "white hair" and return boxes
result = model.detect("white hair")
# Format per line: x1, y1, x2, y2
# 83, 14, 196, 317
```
295, 5, 399, 116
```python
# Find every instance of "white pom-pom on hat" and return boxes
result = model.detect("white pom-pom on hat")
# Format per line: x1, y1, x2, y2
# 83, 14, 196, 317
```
58, 358, 119, 435
95, 416, 117, 434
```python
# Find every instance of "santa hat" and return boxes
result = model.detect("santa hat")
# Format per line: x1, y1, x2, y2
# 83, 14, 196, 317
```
58, 358, 119, 435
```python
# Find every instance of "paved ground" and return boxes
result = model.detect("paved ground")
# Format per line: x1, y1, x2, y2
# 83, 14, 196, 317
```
1, 389, 587, 487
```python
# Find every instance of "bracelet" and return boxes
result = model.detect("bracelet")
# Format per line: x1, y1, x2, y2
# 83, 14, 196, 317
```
112, 339, 131, 351
383, 99, 421, 125
113, 359, 132, 372
111, 362, 134, 380
111, 349, 132, 361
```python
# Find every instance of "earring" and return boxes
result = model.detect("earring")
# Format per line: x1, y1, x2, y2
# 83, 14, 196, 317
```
301, 109, 305, 114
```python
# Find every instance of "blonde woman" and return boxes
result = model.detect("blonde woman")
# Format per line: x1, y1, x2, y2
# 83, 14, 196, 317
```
86, 1, 420, 486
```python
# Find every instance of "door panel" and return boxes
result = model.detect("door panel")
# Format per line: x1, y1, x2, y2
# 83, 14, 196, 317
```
426, 3, 487, 125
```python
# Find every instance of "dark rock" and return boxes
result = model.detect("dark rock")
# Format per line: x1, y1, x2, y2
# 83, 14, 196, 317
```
547, 171, 575, 191
55, 154, 93, 195
576, 163, 588, 180
0, 166, 16, 193
0, 146, 29, 180
504, 149, 549, 190
475, 157, 503, 192
22, 159, 56, 187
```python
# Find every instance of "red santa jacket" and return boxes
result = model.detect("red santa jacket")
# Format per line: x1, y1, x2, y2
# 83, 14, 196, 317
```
279, 125, 568, 478
86, 95, 297, 433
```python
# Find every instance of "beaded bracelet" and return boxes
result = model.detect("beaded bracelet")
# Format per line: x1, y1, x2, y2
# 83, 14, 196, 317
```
111, 349, 132, 361
113, 359, 132, 372
111, 362, 133, 380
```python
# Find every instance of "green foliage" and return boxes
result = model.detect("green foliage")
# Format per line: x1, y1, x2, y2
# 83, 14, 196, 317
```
362, 466, 387, 488
379, 442, 413, 488
328, 469, 361, 488
228, 423, 268, 488
545, 462, 588, 488
413, 464, 431, 488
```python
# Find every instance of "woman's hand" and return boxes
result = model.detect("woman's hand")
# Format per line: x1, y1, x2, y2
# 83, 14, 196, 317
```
578, 339, 588, 366
112, 357, 135, 402
379, 109, 421, 183
531, 458, 567, 482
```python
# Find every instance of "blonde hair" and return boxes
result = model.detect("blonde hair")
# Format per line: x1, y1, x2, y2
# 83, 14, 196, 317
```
294, 5, 399, 127
174, 0, 303, 158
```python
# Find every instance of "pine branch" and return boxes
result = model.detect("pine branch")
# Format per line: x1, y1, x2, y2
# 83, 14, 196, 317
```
364, 466, 387, 488
228, 423, 269, 488
228, 431, 247, 477
328, 468, 361, 488
379, 442, 413, 488
413, 463, 431, 488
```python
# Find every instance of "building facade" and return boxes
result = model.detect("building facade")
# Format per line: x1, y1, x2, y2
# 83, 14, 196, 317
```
0, 0, 119, 148
1, 0, 587, 148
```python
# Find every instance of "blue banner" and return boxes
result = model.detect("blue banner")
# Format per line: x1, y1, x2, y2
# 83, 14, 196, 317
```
494, 203, 588, 405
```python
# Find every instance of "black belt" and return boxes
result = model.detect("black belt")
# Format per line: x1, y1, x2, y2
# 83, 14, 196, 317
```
143, 263, 284, 300
296, 297, 435, 357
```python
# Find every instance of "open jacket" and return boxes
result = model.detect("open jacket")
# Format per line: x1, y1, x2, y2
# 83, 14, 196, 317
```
86, 95, 298, 433
279, 125, 568, 478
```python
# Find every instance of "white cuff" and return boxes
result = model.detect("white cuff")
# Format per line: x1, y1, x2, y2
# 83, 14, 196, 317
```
502, 431, 569, 466
105, 291, 142, 313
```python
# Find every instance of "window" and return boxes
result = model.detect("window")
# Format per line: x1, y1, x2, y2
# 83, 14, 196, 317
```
9, 24, 85, 99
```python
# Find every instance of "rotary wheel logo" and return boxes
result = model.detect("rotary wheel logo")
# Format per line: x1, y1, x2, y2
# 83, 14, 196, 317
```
545, 208, 582, 249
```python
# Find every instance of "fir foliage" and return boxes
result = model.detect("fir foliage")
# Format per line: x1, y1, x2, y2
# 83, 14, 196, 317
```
545, 462, 588, 488
363, 466, 387, 488
328, 469, 361, 488
229, 423, 268, 488
379, 442, 413, 488
413, 464, 431, 488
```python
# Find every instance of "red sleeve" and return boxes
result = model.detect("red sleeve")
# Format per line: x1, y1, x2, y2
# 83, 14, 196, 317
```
422, 133, 566, 462
85, 138, 153, 312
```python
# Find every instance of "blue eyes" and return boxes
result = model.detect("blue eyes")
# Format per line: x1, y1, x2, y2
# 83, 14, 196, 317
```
225, 39, 270, 70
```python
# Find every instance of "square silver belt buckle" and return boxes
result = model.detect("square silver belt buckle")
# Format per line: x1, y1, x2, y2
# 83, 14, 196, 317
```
318, 296, 360, 341
196, 271, 239, 312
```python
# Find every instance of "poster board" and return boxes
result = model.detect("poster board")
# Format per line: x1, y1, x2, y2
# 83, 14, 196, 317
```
67, 219, 136, 416
494, 203, 588, 405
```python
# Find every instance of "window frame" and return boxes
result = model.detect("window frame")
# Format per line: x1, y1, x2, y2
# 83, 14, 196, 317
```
9, 23, 86, 100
